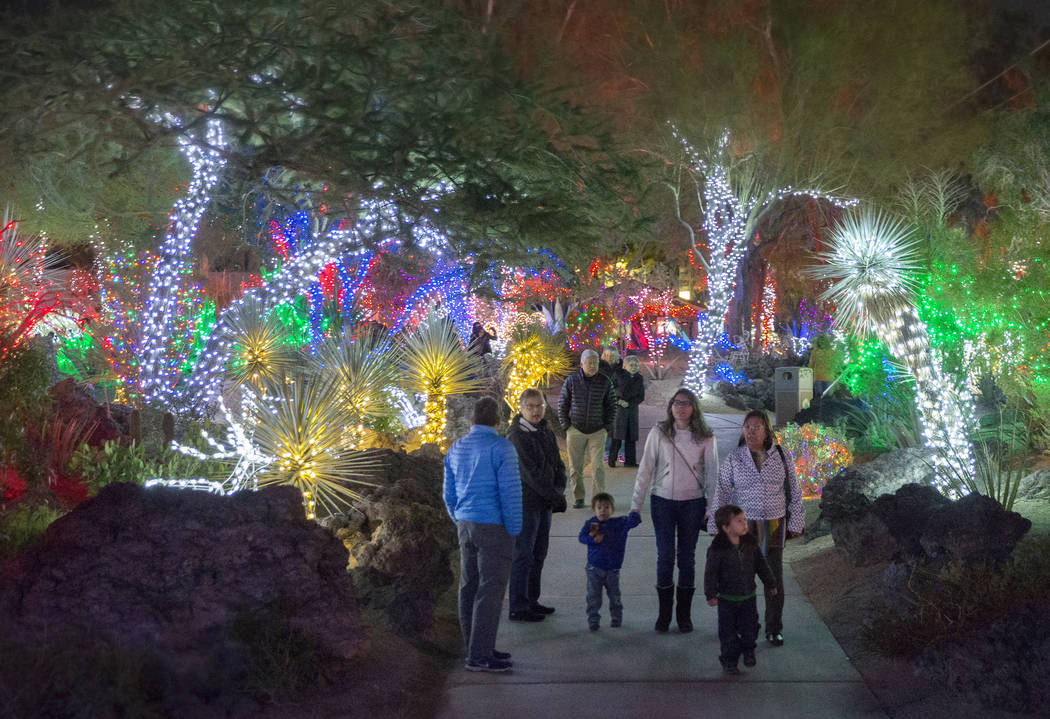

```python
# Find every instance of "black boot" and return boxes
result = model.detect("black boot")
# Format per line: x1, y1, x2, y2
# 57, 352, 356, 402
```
655, 585, 674, 633
676, 585, 695, 633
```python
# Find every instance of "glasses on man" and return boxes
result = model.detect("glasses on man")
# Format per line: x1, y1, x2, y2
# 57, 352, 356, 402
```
672, 400, 692, 407
523, 403, 546, 410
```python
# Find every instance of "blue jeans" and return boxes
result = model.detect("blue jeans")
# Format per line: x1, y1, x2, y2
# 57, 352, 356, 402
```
508, 507, 552, 613
457, 521, 514, 663
650, 494, 706, 588
585, 565, 622, 625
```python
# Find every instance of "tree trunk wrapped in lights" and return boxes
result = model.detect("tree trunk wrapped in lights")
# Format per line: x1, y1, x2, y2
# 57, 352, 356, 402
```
501, 325, 571, 409
401, 314, 484, 451
808, 209, 976, 496
670, 126, 858, 395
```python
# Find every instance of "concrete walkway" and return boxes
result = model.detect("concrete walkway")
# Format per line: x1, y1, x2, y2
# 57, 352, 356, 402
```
437, 409, 886, 719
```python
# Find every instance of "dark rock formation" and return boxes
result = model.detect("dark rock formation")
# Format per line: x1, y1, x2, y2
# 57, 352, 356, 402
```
330, 447, 457, 634
919, 492, 1031, 566
0, 483, 362, 707
917, 599, 1050, 715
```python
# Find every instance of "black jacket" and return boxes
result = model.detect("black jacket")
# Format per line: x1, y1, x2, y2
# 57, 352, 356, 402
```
505, 415, 568, 512
557, 369, 615, 434
704, 532, 776, 601
611, 368, 645, 441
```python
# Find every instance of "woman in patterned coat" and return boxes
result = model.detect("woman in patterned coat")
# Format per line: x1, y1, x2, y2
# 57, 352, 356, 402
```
709, 410, 804, 648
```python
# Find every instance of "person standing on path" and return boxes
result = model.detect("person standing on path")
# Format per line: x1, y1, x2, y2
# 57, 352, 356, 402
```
443, 396, 522, 673
558, 349, 615, 509
709, 409, 804, 648
578, 493, 642, 631
505, 388, 568, 623
608, 355, 644, 468
629, 388, 718, 633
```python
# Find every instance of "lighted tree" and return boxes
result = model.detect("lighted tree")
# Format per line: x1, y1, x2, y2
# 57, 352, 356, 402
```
502, 325, 571, 409
808, 209, 976, 496
401, 314, 484, 451
670, 127, 856, 395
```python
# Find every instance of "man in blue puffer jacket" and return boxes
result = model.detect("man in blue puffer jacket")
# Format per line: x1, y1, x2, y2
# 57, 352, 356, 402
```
444, 396, 523, 673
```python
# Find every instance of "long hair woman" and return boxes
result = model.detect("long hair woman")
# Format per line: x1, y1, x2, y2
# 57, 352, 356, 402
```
709, 409, 804, 647
629, 388, 718, 633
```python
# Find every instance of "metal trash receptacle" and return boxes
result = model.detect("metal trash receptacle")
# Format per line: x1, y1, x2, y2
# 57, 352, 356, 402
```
774, 366, 813, 426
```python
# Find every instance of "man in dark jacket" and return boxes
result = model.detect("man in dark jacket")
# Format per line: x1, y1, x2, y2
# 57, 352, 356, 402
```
506, 388, 568, 622
558, 349, 616, 509
609, 355, 644, 467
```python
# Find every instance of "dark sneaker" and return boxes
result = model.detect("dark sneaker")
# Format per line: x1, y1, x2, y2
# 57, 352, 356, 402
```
722, 664, 740, 675
492, 649, 512, 662
573, 499, 585, 509
531, 604, 556, 615
465, 658, 512, 673
589, 623, 599, 631
610, 618, 622, 628
608, 461, 617, 468
743, 650, 756, 667
766, 632, 784, 647
509, 610, 545, 622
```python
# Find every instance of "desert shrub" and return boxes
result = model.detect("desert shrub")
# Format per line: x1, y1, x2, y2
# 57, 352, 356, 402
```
865, 533, 1050, 655
70, 440, 227, 496
228, 599, 333, 701
0, 340, 52, 479
839, 382, 922, 453
775, 422, 852, 497
0, 504, 64, 558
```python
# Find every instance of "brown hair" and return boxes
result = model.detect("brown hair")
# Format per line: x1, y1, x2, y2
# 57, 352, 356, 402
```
737, 409, 774, 450
472, 396, 501, 427
658, 388, 713, 441
592, 492, 615, 510
714, 504, 744, 533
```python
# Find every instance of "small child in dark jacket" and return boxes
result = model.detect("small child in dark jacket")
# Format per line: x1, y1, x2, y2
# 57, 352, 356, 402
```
704, 504, 777, 673
578, 492, 641, 631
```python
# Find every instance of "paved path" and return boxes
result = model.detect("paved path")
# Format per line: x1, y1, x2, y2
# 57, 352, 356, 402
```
438, 410, 886, 719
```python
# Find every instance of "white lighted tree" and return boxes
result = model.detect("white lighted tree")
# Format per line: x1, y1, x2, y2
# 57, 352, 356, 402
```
807, 209, 976, 496
669, 126, 857, 395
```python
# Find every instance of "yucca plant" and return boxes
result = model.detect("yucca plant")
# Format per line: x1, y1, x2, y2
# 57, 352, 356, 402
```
311, 332, 401, 447
219, 298, 301, 390
807, 209, 976, 497
0, 210, 66, 360
501, 325, 571, 409
250, 374, 378, 519
401, 313, 484, 451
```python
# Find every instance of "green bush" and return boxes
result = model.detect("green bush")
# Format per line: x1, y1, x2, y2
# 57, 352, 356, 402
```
70, 440, 228, 496
0, 504, 64, 559
0, 340, 53, 482
865, 534, 1050, 655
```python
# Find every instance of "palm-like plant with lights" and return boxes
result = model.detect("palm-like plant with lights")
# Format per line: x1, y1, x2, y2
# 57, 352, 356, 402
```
220, 298, 301, 390
311, 332, 402, 447
0, 212, 65, 360
807, 209, 976, 496
501, 324, 571, 409
401, 313, 484, 450
250, 374, 378, 519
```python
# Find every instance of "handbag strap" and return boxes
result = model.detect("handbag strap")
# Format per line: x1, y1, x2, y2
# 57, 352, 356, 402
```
668, 434, 705, 495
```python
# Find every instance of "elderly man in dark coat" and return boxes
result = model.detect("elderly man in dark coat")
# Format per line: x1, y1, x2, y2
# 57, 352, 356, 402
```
558, 349, 616, 509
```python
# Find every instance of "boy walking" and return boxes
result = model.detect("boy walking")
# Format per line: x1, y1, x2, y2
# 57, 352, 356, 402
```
578, 493, 641, 631
704, 504, 777, 674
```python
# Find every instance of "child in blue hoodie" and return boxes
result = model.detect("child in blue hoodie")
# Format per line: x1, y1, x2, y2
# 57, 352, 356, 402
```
578, 493, 642, 631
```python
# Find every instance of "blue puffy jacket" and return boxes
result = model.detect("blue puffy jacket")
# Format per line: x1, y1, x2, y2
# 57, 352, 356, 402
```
443, 425, 523, 536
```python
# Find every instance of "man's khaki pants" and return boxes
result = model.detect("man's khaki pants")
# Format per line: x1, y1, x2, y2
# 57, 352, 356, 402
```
566, 426, 607, 503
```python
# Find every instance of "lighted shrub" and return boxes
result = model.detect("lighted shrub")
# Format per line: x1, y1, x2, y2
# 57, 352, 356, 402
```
775, 422, 852, 498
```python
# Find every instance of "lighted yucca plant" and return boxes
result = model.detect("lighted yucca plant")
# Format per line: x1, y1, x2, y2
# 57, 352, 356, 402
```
807, 209, 976, 496
311, 332, 401, 447
250, 374, 378, 519
0, 211, 65, 359
501, 325, 571, 409
401, 314, 484, 450
220, 298, 300, 390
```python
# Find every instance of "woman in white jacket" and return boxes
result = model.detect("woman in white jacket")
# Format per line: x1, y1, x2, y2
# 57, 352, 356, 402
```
629, 388, 718, 633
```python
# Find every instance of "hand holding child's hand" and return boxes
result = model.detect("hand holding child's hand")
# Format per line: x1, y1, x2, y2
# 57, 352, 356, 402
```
707, 598, 717, 606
